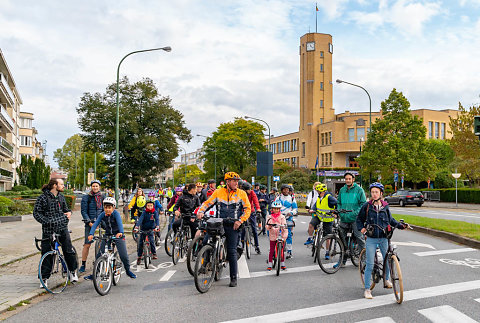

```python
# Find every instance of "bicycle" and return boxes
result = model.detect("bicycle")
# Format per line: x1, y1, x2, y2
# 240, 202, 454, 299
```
194, 218, 237, 293
359, 219, 411, 304
187, 217, 208, 276
90, 235, 123, 296
172, 215, 195, 265
308, 209, 332, 263
136, 229, 155, 269
256, 210, 266, 234
164, 211, 175, 256
35, 232, 78, 294
242, 217, 254, 259
338, 221, 361, 268
266, 219, 286, 276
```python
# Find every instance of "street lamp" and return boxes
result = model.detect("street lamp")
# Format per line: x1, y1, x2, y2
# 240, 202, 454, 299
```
180, 147, 187, 185
245, 116, 271, 194
359, 137, 364, 187
452, 171, 461, 208
197, 134, 216, 184
336, 79, 372, 132
115, 46, 171, 205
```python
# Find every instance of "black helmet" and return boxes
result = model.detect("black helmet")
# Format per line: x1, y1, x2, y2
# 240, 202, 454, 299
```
280, 184, 290, 191
272, 187, 278, 192
344, 172, 355, 178
208, 179, 216, 184
259, 184, 267, 190
241, 182, 252, 191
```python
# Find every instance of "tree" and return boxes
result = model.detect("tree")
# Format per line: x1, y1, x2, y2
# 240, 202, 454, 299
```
76, 77, 191, 188
425, 139, 456, 188
202, 118, 265, 180
278, 169, 311, 192
449, 103, 480, 186
16, 155, 51, 189
357, 89, 437, 189
173, 164, 204, 184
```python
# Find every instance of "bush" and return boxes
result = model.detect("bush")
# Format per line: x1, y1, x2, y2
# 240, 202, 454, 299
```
0, 196, 13, 216
425, 188, 480, 204
64, 195, 76, 209
8, 200, 33, 215
297, 201, 306, 209
12, 185, 30, 192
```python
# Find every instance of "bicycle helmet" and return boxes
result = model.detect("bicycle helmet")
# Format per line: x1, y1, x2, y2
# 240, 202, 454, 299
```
369, 182, 384, 192
103, 196, 116, 208
136, 195, 146, 207
175, 187, 183, 192
259, 184, 267, 190
344, 172, 355, 178
207, 179, 216, 184
241, 182, 252, 191
90, 179, 101, 186
272, 187, 278, 192
145, 199, 155, 206
271, 200, 282, 209
148, 191, 156, 198
224, 172, 241, 180
315, 183, 327, 192
280, 184, 290, 191
196, 182, 203, 187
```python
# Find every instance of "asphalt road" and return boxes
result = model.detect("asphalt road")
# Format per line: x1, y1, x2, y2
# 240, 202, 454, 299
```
390, 206, 480, 224
6, 215, 480, 322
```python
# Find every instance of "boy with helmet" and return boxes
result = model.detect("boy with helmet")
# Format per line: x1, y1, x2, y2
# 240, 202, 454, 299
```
276, 184, 298, 259
134, 199, 160, 264
85, 197, 136, 280
266, 200, 288, 271
305, 183, 338, 246
240, 181, 261, 254
356, 182, 408, 299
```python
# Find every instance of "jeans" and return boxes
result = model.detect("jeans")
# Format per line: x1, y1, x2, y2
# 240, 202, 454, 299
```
241, 215, 259, 247
286, 216, 294, 252
95, 237, 131, 272
224, 225, 240, 279
40, 229, 78, 279
364, 237, 389, 289
338, 222, 365, 262
137, 231, 156, 257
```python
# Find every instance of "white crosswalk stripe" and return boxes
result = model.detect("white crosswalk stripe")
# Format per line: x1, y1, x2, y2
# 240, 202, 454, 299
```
159, 270, 176, 281
356, 317, 396, 323
418, 305, 478, 323
414, 247, 477, 257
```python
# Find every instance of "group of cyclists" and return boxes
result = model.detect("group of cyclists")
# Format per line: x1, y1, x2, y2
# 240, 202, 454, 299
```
33, 170, 408, 299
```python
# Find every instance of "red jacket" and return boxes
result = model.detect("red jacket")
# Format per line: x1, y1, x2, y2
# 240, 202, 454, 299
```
247, 190, 260, 212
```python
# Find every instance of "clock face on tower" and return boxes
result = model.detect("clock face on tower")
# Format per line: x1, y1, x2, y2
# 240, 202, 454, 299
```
306, 42, 315, 51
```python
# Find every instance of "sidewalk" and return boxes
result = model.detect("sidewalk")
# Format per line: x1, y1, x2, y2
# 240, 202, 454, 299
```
422, 201, 480, 211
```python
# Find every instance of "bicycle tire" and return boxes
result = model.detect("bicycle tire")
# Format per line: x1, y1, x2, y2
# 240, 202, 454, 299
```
390, 255, 403, 304
257, 215, 265, 233
276, 241, 282, 276
93, 256, 113, 296
164, 228, 174, 256
38, 251, 69, 294
245, 228, 251, 259
359, 248, 376, 290
349, 238, 360, 267
215, 240, 226, 281
194, 244, 216, 293
172, 232, 182, 265
187, 235, 203, 276
132, 228, 139, 243
181, 229, 190, 259
317, 234, 344, 274
144, 242, 151, 269
311, 231, 317, 260
112, 251, 122, 286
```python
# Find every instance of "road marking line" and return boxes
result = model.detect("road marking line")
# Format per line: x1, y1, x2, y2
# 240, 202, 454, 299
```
414, 248, 477, 257
220, 280, 480, 323
475, 298, 480, 303
356, 317, 396, 323
159, 270, 176, 281
301, 221, 306, 224
418, 305, 478, 323
248, 262, 352, 278
237, 255, 250, 278
392, 241, 435, 249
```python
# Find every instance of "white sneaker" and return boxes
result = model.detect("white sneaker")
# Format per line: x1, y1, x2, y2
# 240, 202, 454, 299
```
70, 272, 78, 283
364, 289, 373, 299
40, 280, 48, 289
385, 280, 393, 289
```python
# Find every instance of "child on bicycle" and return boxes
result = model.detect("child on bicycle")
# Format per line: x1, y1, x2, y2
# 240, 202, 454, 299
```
265, 200, 288, 271
134, 199, 160, 265
356, 182, 407, 299
86, 197, 136, 280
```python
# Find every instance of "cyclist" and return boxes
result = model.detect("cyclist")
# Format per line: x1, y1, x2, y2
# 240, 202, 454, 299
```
172, 183, 200, 238
201, 179, 215, 202
257, 184, 270, 235
306, 182, 321, 210
240, 181, 261, 254
196, 182, 206, 203
276, 184, 297, 259
253, 183, 260, 196
128, 188, 145, 222
134, 199, 160, 264
266, 200, 288, 271
356, 182, 407, 299
167, 187, 183, 212
86, 197, 136, 280
79, 179, 104, 273
166, 187, 173, 204
336, 172, 366, 267
197, 172, 251, 287
34, 178, 78, 286
305, 183, 338, 253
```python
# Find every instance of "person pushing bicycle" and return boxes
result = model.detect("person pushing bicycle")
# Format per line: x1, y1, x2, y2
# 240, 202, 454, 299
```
265, 200, 288, 271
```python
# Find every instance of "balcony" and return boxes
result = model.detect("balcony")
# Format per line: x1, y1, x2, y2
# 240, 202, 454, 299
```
0, 104, 14, 131
0, 73, 14, 107
0, 136, 13, 158
0, 166, 13, 181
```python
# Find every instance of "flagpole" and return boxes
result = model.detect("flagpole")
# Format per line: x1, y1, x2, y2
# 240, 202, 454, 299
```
316, 2, 318, 33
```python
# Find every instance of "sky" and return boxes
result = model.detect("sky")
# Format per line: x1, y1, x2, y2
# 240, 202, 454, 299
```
1, 0, 480, 168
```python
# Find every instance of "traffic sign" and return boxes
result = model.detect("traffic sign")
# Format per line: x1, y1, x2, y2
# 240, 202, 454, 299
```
273, 176, 280, 182
394, 173, 399, 182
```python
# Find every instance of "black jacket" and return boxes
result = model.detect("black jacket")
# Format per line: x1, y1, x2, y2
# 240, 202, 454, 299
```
33, 189, 71, 234
173, 191, 200, 217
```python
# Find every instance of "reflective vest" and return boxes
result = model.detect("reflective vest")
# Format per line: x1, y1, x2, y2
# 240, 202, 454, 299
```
166, 190, 173, 198
315, 193, 335, 222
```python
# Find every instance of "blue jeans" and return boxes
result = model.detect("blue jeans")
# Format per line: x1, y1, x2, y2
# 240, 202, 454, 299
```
364, 237, 389, 290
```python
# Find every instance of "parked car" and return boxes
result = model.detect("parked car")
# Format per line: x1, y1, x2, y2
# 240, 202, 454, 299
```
385, 190, 424, 207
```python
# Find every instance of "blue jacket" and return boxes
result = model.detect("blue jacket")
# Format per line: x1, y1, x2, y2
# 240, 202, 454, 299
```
356, 200, 402, 238
154, 200, 163, 212
89, 210, 124, 236
81, 193, 104, 222
256, 191, 270, 209
137, 209, 159, 230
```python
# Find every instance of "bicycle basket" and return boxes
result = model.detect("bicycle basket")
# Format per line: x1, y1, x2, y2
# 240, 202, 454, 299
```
206, 218, 224, 235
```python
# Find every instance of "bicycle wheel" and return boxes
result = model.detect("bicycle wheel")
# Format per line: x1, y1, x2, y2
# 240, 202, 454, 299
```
359, 248, 376, 290
112, 251, 122, 286
349, 238, 360, 267
144, 242, 151, 269
390, 255, 403, 304
194, 245, 216, 293
245, 228, 251, 259
164, 228, 175, 256
276, 241, 282, 276
181, 230, 190, 259
38, 251, 69, 294
318, 234, 344, 274
172, 232, 182, 265
132, 228, 139, 243
187, 235, 203, 276
312, 232, 319, 262
93, 256, 113, 296
155, 231, 161, 247
257, 215, 265, 233
215, 241, 226, 281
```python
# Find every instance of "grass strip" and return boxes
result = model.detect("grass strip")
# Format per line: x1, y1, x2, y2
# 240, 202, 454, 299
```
392, 214, 480, 241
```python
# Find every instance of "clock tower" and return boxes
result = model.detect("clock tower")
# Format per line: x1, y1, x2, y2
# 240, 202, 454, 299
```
299, 33, 334, 168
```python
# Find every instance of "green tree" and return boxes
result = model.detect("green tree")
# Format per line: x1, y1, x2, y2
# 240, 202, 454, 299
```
76, 77, 191, 188
202, 118, 265, 180
449, 103, 480, 186
425, 139, 456, 188
357, 89, 437, 189
173, 164, 204, 184
16, 156, 51, 189
278, 169, 311, 192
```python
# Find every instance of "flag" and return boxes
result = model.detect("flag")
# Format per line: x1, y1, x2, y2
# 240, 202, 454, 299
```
314, 155, 319, 169
316, 5, 319, 11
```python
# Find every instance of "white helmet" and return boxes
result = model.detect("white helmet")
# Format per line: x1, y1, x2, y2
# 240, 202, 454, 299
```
271, 200, 282, 208
103, 196, 116, 208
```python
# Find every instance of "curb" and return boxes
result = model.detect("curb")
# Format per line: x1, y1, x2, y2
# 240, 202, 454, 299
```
411, 224, 480, 249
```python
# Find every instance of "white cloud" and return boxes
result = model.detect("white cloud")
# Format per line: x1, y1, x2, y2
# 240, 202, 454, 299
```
317, 0, 350, 19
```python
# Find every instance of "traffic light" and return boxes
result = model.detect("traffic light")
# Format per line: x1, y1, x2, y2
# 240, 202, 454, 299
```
475, 116, 480, 136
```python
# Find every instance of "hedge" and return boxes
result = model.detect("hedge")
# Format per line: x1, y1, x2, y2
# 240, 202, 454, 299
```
424, 188, 480, 204
64, 195, 76, 209
12, 185, 30, 192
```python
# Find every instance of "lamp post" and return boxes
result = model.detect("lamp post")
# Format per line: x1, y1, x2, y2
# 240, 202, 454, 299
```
359, 137, 364, 188
197, 134, 216, 183
115, 46, 171, 205
452, 171, 461, 208
336, 79, 372, 131
180, 147, 187, 185
245, 116, 271, 194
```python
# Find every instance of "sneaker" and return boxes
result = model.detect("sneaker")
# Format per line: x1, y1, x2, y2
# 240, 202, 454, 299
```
126, 270, 137, 279
385, 280, 393, 289
267, 267, 272, 271
281, 266, 286, 270
229, 278, 237, 287
39, 279, 47, 288
304, 237, 313, 245
286, 251, 292, 259
325, 252, 330, 260
152, 254, 158, 260
79, 265, 86, 273
70, 271, 78, 283
255, 247, 261, 255
84, 274, 93, 281
137, 257, 142, 265
364, 289, 373, 299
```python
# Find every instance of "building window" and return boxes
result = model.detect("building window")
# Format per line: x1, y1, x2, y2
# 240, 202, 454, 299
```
320, 100, 324, 108
357, 128, 365, 141
321, 154, 325, 166
321, 133, 325, 146
292, 139, 297, 151
20, 136, 32, 146
302, 142, 306, 157
285, 140, 290, 152
320, 118, 323, 124
272, 144, 276, 154
441, 123, 446, 139
435, 122, 439, 139
320, 51, 324, 58
428, 122, 433, 139
329, 132, 332, 145
292, 157, 296, 167
20, 118, 32, 128
348, 128, 355, 142
329, 153, 332, 166
320, 64, 324, 72
277, 142, 282, 153
285, 158, 290, 164
320, 82, 323, 90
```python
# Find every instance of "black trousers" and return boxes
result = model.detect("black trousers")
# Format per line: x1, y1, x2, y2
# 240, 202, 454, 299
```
40, 228, 78, 279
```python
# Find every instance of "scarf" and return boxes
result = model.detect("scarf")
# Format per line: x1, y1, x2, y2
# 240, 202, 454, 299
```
271, 211, 281, 219
91, 191, 103, 209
